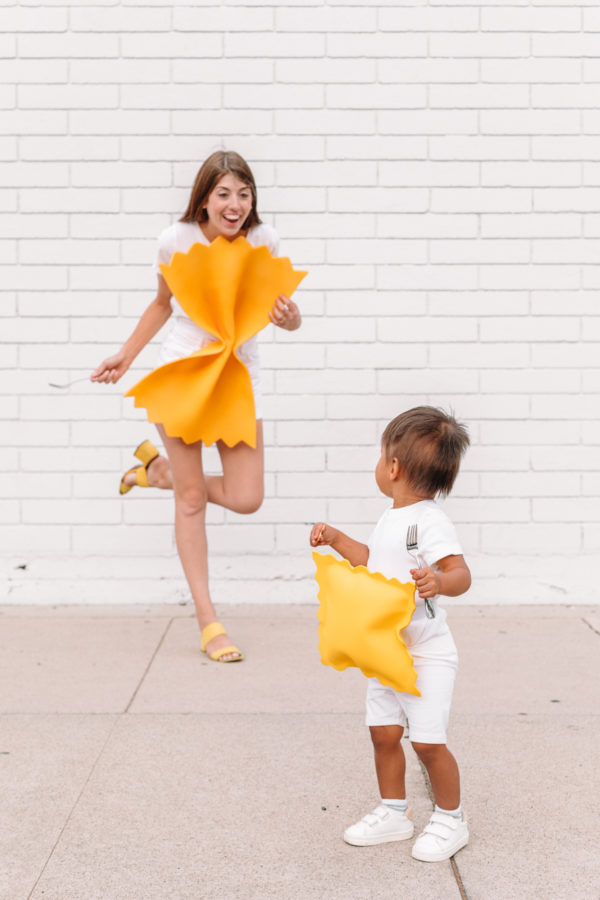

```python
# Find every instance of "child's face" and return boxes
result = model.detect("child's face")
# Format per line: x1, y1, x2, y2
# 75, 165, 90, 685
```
375, 445, 394, 498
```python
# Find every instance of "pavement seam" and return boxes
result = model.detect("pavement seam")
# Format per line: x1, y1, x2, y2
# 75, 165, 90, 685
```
25, 715, 121, 900
582, 617, 600, 636
417, 758, 470, 900
124, 617, 174, 714
25, 619, 175, 898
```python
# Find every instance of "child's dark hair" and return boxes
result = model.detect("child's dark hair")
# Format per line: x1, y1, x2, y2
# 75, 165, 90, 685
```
382, 406, 470, 498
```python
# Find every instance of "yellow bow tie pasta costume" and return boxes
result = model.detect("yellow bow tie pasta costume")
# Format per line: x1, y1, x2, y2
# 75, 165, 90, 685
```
126, 236, 307, 448
313, 552, 420, 696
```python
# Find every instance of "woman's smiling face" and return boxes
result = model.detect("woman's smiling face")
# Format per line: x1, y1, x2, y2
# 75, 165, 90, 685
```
201, 172, 253, 241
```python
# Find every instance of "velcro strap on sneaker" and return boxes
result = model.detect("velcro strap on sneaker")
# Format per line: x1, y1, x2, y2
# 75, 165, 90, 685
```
425, 813, 459, 836
425, 812, 460, 834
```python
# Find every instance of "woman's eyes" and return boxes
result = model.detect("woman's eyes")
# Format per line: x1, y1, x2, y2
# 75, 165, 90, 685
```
217, 192, 250, 200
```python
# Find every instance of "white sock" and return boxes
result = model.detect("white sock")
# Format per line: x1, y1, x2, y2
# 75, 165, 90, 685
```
435, 804, 462, 819
382, 798, 408, 814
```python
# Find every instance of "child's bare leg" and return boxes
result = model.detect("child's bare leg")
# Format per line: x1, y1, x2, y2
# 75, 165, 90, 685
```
411, 742, 460, 810
370, 725, 407, 799
343, 724, 413, 845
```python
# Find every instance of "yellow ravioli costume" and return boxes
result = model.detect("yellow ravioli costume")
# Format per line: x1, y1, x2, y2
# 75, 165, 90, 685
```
126, 236, 306, 448
313, 551, 420, 696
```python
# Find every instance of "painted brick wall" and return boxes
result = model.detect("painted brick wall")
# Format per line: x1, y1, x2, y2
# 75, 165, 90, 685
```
2, 1, 598, 604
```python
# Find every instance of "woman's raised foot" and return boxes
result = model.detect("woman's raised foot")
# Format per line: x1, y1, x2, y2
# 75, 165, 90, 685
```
122, 454, 171, 489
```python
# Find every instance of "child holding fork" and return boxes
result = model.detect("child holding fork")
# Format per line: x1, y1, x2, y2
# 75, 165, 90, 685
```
310, 406, 472, 862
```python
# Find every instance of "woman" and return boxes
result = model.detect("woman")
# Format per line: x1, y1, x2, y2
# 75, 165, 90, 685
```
91, 151, 301, 662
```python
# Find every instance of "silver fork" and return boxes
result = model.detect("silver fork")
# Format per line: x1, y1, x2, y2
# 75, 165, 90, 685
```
48, 377, 90, 389
405, 524, 435, 619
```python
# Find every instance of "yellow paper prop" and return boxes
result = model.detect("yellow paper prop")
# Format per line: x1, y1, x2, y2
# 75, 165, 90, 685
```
313, 551, 420, 696
126, 236, 307, 448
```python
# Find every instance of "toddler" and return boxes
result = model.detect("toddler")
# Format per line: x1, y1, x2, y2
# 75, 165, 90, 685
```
310, 406, 471, 862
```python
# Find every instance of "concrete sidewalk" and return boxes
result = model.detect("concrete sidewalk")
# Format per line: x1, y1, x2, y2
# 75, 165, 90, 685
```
1, 603, 598, 900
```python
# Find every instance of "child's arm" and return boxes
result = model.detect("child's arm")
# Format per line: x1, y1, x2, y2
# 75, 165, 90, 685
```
410, 554, 471, 600
310, 522, 369, 568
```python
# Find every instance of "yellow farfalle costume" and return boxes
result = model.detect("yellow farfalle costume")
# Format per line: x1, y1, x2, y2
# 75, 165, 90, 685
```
313, 551, 420, 696
126, 236, 307, 448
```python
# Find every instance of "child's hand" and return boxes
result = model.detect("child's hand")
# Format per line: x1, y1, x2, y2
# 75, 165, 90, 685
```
410, 566, 440, 599
310, 522, 337, 547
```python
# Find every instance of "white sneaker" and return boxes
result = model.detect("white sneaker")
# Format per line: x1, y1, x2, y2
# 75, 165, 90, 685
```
411, 811, 469, 862
343, 804, 414, 846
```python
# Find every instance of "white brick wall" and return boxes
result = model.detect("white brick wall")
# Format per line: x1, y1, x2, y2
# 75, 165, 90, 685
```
2, 2, 598, 605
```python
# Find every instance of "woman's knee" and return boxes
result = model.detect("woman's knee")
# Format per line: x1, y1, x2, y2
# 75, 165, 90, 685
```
174, 485, 208, 517
226, 484, 264, 515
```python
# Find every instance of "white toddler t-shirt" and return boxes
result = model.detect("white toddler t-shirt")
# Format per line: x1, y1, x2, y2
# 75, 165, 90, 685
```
367, 499, 463, 646
153, 221, 280, 419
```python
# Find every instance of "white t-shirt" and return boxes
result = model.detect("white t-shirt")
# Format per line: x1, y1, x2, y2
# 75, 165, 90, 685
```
153, 220, 279, 373
367, 499, 464, 644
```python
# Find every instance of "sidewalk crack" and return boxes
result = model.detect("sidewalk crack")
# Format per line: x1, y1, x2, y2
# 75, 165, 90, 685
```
26, 618, 174, 897
417, 758, 470, 900
26, 716, 120, 900
124, 617, 174, 714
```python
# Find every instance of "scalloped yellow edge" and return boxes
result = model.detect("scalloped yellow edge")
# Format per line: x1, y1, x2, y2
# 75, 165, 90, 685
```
126, 236, 307, 447
313, 551, 420, 697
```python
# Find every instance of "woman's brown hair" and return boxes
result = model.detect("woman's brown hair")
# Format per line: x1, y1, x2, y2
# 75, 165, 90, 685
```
180, 150, 262, 230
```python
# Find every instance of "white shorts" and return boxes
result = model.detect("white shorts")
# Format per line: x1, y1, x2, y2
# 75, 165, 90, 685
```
365, 625, 458, 744
157, 319, 263, 420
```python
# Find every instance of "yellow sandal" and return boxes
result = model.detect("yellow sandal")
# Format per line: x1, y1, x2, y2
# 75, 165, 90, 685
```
119, 440, 160, 495
201, 621, 244, 663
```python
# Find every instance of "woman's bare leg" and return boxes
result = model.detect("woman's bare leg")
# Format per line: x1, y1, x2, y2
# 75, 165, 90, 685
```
123, 422, 264, 498
207, 421, 264, 513
155, 422, 264, 660
157, 425, 240, 660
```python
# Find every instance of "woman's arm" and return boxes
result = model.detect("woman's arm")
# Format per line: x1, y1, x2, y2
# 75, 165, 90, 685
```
91, 275, 173, 384
310, 522, 369, 568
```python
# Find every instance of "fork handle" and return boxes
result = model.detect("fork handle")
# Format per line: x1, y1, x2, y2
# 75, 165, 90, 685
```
416, 554, 436, 619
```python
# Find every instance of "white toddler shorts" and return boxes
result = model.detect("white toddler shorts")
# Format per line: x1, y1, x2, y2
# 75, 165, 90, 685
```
365, 621, 458, 744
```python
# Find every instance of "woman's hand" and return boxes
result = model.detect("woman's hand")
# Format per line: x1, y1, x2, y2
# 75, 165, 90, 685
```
310, 522, 338, 547
91, 349, 130, 384
269, 295, 301, 331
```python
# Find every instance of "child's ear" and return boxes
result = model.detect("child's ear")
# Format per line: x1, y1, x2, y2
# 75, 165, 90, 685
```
389, 457, 401, 480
